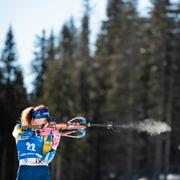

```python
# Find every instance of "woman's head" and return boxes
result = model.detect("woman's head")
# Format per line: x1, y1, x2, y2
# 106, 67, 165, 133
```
31, 105, 50, 125
21, 105, 50, 126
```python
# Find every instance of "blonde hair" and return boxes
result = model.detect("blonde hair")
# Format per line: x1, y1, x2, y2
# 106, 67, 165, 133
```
21, 107, 34, 125
21, 104, 49, 125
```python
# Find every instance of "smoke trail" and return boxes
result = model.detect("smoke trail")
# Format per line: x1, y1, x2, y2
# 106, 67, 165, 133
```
120, 119, 171, 135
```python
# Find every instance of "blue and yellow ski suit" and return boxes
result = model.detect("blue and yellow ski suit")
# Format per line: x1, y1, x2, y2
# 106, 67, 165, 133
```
13, 124, 59, 180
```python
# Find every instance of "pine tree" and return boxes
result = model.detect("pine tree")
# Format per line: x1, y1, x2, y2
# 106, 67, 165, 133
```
47, 30, 56, 62
92, 0, 141, 178
0, 26, 27, 129
163, 0, 180, 176
42, 19, 79, 118
79, 0, 92, 118
0, 26, 28, 180
56, 17, 78, 61
148, 0, 178, 177
32, 30, 48, 100
135, 17, 154, 177
1, 26, 17, 84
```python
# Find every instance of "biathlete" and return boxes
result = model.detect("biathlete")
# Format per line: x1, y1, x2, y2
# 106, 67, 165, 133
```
12, 105, 61, 180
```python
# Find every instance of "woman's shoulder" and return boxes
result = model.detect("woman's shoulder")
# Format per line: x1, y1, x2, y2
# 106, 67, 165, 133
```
14, 123, 22, 129
12, 124, 22, 138
13, 124, 34, 139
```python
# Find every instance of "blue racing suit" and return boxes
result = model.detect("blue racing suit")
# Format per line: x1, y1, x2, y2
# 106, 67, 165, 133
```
13, 124, 59, 180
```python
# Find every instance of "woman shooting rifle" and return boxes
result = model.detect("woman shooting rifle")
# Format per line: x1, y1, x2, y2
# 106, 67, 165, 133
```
12, 105, 61, 180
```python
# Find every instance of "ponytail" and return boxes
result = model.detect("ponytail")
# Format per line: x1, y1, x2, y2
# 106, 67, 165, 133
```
21, 107, 34, 125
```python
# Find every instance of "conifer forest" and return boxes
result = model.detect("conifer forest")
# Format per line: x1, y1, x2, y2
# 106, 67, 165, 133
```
0, 0, 180, 179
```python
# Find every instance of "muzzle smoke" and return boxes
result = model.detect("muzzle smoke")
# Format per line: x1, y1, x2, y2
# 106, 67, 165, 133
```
119, 119, 171, 135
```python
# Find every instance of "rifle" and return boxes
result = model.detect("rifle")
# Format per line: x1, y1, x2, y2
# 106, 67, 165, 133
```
22, 117, 114, 138
23, 117, 171, 138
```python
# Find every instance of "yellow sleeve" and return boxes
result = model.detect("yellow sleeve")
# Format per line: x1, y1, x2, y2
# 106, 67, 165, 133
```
43, 135, 53, 153
12, 124, 22, 139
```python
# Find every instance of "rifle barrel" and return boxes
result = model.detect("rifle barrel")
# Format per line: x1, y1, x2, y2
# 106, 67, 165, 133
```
88, 123, 113, 129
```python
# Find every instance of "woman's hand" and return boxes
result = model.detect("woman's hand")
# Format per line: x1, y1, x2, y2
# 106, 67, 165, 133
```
52, 130, 61, 150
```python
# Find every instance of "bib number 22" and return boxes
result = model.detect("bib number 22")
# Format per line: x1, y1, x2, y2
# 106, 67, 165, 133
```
26, 142, 36, 151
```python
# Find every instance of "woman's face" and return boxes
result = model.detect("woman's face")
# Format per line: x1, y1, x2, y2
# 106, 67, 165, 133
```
31, 118, 48, 125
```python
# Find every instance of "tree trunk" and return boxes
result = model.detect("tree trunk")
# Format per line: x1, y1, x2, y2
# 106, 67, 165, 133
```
126, 130, 133, 179
55, 154, 61, 180
154, 136, 162, 180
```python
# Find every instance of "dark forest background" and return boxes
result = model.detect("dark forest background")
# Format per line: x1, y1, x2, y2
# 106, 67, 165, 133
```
0, 0, 180, 179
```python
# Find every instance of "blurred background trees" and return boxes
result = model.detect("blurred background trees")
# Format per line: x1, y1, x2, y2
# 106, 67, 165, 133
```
0, 0, 179, 179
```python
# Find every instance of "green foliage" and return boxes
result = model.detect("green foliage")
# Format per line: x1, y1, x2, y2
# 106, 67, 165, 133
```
0, 26, 28, 180
33, 0, 179, 179
32, 30, 49, 100
0, 26, 27, 129
0, 0, 179, 179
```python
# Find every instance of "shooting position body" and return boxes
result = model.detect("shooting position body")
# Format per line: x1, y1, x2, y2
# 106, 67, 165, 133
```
12, 105, 61, 180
